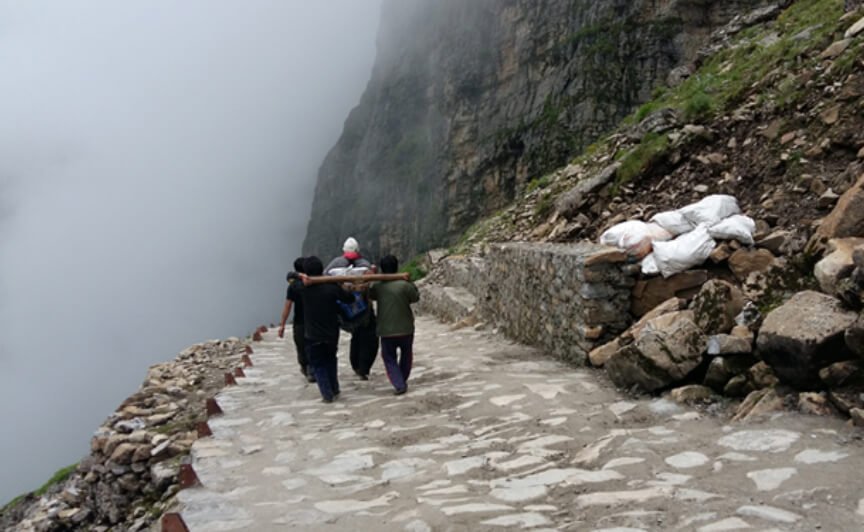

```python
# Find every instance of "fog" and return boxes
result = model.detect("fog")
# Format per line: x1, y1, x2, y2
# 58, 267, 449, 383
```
0, 0, 381, 503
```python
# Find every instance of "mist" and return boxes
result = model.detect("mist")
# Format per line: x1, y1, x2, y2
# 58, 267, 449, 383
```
0, 0, 381, 503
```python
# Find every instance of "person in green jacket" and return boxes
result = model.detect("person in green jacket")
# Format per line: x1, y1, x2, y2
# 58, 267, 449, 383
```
369, 255, 420, 395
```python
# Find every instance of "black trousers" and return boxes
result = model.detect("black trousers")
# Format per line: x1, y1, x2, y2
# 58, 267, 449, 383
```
349, 317, 379, 377
292, 323, 308, 374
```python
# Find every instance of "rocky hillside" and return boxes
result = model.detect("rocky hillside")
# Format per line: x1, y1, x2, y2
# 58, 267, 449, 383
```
303, 0, 778, 260
419, 0, 864, 426
0, 333, 258, 532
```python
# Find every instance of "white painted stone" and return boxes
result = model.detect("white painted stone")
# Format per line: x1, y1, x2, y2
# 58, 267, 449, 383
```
609, 401, 637, 417
697, 517, 752, 531
440, 503, 514, 516
444, 456, 486, 476
480, 512, 551, 527
793, 449, 848, 464
314, 491, 400, 514
491, 394, 526, 406
281, 478, 307, 490
572, 434, 617, 466
746, 468, 797, 491
404, 519, 432, 532
540, 416, 567, 426
492, 454, 546, 472
648, 472, 691, 486
717, 452, 756, 462
490, 468, 623, 502
736, 505, 801, 523
518, 434, 573, 450
717, 430, 800, 453
590, 529, 647, 532
678, 513, 718, 527
602, 457, 645, 470
524, 382, 568, 399
576, 487, 670, 508
665, 451, 710, 469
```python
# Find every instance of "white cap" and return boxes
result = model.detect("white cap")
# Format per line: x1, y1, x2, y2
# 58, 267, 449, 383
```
343, 237, 359, 253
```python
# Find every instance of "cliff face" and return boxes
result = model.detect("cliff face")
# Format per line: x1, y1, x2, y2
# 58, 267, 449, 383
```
303, 0, 773, 259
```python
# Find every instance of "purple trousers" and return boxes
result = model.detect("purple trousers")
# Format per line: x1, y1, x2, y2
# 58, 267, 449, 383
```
381, 335, 414, 392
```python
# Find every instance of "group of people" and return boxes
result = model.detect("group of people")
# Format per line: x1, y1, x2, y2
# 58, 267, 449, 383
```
278, 237, 420, 403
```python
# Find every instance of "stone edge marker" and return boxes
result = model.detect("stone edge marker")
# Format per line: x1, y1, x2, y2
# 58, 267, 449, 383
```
160, 513, 190, 532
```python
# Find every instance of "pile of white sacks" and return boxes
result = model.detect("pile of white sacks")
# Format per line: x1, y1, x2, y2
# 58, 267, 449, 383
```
599, 195, 755, 278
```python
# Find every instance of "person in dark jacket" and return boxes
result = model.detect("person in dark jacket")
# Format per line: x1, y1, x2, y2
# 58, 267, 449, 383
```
300, 256, 354, 403
278, 257, 315, 382
369, 255, 420, 395
325, 237, 379, 381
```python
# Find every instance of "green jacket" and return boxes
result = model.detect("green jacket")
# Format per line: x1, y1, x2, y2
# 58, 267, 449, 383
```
369, 280, 420, 337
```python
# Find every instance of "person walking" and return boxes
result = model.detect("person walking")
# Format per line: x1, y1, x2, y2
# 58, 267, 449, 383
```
325, 237, 379, 380
369, 255, 420, 395
278, 257, 315, 382
300, 256, 354, 403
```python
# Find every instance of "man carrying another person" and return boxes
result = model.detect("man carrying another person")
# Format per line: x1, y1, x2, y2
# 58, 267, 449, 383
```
299, 256, 354, 403
369, 255, 420, 395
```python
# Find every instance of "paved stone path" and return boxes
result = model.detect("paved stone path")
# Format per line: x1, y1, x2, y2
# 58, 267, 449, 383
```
176, 317, 864, 531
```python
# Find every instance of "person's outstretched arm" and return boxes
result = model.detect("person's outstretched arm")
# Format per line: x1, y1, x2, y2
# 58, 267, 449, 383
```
278, 299, 293, 338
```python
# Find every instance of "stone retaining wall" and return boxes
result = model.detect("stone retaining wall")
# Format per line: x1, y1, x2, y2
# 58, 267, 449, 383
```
420, 242, 638, 364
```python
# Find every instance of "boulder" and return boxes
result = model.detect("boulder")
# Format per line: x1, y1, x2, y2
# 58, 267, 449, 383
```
851, 408, 864, 427
670, 384, 717, 405
630, 271, 707, 317
588, 340, 619, 367
733, 388, 784, 421
828, 389, 864, 414
798, 392, 836, 416
590, 297, 686, 367
814, 238, 864, 295
692, 280, 745, 334
704, 355, 757, 392
724, 374, 753, 397
756, 230, 793, 255
757, 291, 858, 388
706, 334, 752, 355
845, 314, 864, 357
819, 360, 863, 387
729, 248, 776, 281
749, 361, 780, 389
605, 311, 708, 392
816, 173, 864, 241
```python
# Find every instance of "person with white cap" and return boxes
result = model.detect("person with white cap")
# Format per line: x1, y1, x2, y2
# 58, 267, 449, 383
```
325, 237, 379, 380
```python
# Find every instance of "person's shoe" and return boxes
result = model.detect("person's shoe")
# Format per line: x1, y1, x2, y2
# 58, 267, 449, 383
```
393, 388, 407, 396
306, 374, 317, 383
358, 374, 369, 381
322, 397, 334, 404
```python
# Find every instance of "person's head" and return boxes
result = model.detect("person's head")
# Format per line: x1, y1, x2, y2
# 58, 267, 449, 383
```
293, 257, 305, 274
303, 256, 324, 276
380, 255, 399, 274
342, 237, 359, 254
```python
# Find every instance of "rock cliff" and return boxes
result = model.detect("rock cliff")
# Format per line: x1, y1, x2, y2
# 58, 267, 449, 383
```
303, 0, 777, 259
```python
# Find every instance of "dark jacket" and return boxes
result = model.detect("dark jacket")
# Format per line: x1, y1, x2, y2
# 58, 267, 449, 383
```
301, 283, 354, 344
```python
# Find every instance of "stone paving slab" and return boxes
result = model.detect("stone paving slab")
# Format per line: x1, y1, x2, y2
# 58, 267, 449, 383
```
175, 318, 864, 531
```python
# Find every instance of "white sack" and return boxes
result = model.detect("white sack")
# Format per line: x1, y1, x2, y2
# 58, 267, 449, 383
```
641, 253, 660, 276
708, 214, 756, 245
599, 221, 672, 259
652, 225, 717, 278
651, 210, 695, 236
678, 194, 741, 226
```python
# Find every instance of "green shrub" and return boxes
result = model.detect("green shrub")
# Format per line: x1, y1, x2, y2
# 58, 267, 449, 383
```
400, 257, 427, 281
683, 90, 715, 122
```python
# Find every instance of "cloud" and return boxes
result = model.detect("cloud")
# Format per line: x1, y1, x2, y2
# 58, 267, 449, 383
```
0, 0, 381, 503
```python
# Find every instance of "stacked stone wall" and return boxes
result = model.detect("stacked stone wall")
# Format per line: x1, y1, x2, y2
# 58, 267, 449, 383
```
420, 243, 638, 364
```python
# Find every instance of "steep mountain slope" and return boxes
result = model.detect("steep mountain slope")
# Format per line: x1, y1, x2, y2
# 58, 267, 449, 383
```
303, 0, 777, 259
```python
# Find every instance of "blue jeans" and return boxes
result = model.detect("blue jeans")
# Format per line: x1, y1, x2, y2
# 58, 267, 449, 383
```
306, 341, 339, 400
380, 335, 414, 392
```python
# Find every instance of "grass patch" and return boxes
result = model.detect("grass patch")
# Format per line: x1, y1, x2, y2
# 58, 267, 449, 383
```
400, 256, 427, 281
615, 132, 670, 188
2, 462, 78, 513
533, 193, 555, 218
525, 174, 552, 194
